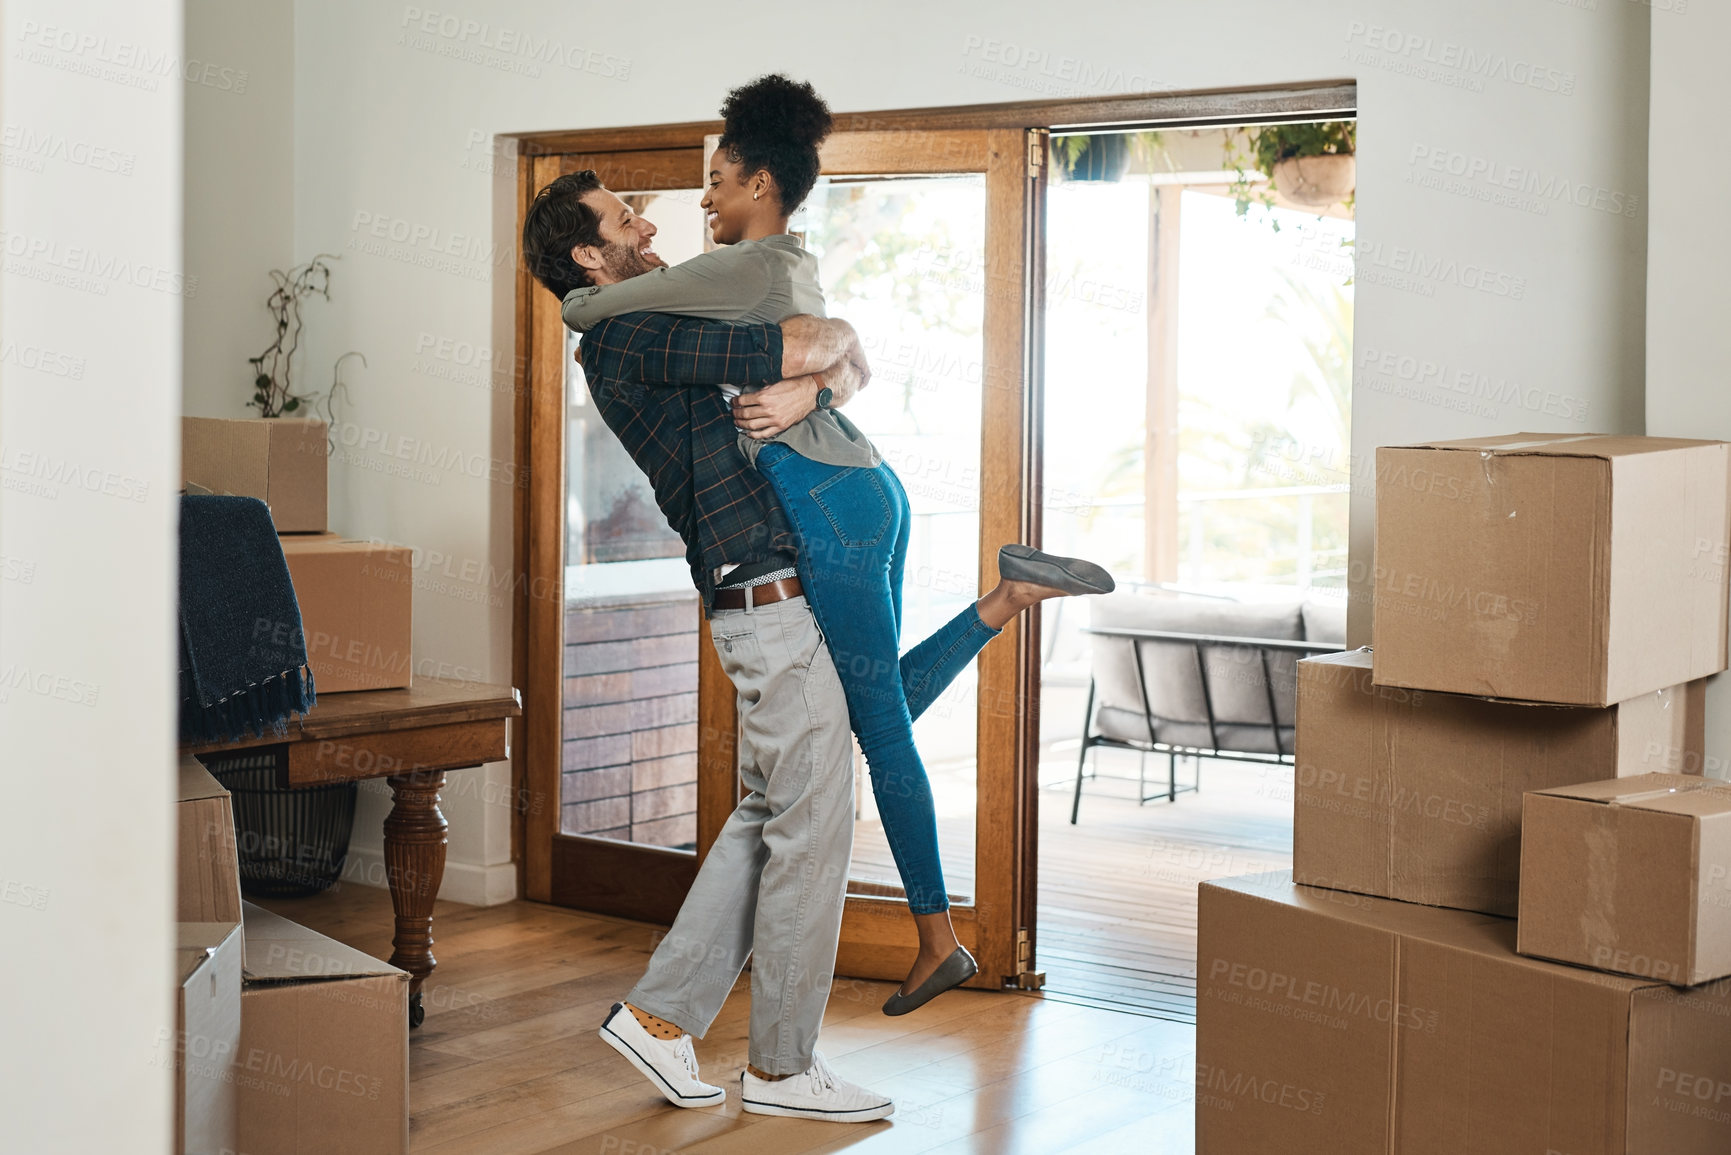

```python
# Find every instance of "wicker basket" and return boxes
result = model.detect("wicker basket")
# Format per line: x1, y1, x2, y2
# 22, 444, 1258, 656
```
205, 750, 358, 897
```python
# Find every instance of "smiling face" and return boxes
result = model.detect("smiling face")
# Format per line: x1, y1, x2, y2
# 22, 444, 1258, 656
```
572, 187, 666, 284
699, 145, 772, 246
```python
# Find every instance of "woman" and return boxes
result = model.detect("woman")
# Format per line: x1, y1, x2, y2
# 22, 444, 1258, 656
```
563, 74, 1114, 1014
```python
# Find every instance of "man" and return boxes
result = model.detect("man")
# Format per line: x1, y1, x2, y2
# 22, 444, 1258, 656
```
522, 170, 893, 1123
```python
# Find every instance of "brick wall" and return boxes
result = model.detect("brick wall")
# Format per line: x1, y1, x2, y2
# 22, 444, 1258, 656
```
563, 592, 700, 848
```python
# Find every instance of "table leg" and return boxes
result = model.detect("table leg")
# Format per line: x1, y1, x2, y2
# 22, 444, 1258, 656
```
384, 769, 448, 1028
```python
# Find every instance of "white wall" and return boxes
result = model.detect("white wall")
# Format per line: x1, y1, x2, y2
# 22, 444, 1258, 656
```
186, 0, 1656, 899
0, 0, 184, 1150
183, 0, 294, 418
1646, 0, 1730, 777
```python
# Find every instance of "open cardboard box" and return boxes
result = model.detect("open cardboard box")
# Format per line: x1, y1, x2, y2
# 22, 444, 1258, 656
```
236, 901, 408, 1155
172, 921, 242, 1155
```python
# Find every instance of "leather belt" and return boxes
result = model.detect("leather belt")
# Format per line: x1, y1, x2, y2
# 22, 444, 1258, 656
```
712, 576, 803, 611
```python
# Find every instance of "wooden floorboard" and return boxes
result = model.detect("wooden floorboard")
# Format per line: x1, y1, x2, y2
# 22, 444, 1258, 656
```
852, 750, 1293, 1024
254, 884, 1200, 1153
244, 745, 1291, 1149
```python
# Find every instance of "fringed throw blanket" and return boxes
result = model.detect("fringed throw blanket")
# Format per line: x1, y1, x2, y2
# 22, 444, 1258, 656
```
178, 495, 317, 743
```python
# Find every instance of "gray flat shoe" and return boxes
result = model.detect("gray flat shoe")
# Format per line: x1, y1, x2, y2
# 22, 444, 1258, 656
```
997, 544, 1116, 595
882, 947, 978, 1016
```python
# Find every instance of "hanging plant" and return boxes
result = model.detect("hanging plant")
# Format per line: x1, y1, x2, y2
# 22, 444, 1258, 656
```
1225, 121, 1356, 227
248, 253, 365, 424
1052, 131, 1167, 183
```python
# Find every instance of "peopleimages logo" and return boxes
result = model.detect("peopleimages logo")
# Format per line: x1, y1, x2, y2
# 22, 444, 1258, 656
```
14, 21, 250, 93
1657, 1067, 1731, 1105
1354, 240, 1526, 300
1343, 22, 1576, 95
1373, 567, 1539, 627
1589, 945, 1683, 983
1294, 763, 1490, 831
1196, 1062, 1327, 1115
1356, 345, 1590, 423
1207, 958, 1439, 1032
398, 7, 632, 81
1408, 145, 1639, 219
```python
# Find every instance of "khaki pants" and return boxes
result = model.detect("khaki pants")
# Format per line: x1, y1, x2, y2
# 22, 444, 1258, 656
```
625, 594, 855, 1075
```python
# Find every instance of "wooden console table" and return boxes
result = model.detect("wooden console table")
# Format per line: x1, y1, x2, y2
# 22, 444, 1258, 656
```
183, 677, 521, 1027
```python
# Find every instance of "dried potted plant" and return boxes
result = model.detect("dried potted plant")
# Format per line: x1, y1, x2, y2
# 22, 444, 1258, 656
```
1226, 120, 1356, 223
249, 252, 364, 423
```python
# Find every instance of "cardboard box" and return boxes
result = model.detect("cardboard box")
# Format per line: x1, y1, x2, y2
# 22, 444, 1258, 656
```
1293, 649, 1703, 916
183, 417, 328, 533
1197, 872, 1731, 1155
177, 754, 243, 926
1520, 772, 1731, 985
1372, 433, 1731, 706
237, 901, 408, 1155
173, 921, 242, 1155
278, 533, 413, 693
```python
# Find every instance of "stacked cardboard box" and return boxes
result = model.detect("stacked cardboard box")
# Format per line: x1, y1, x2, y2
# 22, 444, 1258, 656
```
1198, 873, 1731, 1154
172, 756, 243, 1155
1520, 772, 1731, 986
172, 755, 409, 1155
1199, 433, 1731, 1154
183, 417, 413, 692
236, 901, 409, 1155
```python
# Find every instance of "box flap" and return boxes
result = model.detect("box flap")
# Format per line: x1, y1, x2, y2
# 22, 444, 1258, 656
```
1300, 646, 1373, 673
177, 754, 229, 803
1532, 772, 1731, 818
176, 921, 242, 984
240, 900, 406, 983
1387, 432, 1723, 458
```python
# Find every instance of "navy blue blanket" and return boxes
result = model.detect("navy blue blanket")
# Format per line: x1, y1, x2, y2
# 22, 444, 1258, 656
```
178, 495, 316, 743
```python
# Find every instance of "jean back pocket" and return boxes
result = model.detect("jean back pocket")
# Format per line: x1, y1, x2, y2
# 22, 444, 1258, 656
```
809, 467, 892, 549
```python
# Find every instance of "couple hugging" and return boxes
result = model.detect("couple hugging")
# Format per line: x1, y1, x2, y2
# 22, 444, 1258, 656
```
522, 73, 1113, 1124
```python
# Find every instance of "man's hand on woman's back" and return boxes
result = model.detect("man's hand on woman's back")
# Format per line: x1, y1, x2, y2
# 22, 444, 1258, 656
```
731, 354, 865, 440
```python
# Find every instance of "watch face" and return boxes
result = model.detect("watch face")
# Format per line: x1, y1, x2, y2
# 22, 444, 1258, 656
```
816, 386, 834, 410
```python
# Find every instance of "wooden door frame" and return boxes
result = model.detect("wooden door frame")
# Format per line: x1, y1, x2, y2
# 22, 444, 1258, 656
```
508, 80, 1358, 974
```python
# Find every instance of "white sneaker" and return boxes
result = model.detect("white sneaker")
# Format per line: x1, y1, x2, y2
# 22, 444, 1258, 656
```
598, 1003, 725, 1108
741, 1051, 895, 1122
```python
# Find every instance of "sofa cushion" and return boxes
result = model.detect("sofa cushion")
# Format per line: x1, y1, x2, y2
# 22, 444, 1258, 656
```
1096, 706, 1293, 757
1301, 597, 1347, 644
1088, 594, 1305, 749
1090, 593, 1305, 641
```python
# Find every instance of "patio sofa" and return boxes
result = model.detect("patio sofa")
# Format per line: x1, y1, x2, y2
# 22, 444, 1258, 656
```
1071, 591, 1347, 823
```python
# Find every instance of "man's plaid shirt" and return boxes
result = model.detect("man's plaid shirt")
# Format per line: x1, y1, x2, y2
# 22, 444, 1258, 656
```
577, 311, 798, 610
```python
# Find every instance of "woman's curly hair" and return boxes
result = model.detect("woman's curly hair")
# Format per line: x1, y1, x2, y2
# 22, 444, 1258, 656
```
717, 74, 833, 214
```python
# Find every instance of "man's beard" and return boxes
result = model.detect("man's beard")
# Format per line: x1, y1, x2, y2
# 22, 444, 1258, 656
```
600, 239, 666, 281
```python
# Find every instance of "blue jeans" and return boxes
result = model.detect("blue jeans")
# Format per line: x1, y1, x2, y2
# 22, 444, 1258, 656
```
757, 442, 1000, 915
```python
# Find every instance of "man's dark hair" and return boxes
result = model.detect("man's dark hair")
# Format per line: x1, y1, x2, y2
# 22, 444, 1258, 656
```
718, 74, 833, 214
522, 169, 604, 299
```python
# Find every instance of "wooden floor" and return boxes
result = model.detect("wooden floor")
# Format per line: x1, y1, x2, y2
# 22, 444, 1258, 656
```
257, 886, 1199, 1154
1034, 752, 1294, 1020
851, 749, 1294, 1022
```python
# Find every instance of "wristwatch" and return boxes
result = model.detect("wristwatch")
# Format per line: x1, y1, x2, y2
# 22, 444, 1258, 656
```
814, 385, 834, 410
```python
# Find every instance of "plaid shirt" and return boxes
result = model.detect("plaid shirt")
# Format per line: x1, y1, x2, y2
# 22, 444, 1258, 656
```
578, 311, 796, 610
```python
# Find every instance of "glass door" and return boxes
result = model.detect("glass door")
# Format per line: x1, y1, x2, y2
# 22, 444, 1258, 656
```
784, 129, 1042, 987
800, 173, 987, 909
523, 150, 714, 924
522, 130, 1044, 989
